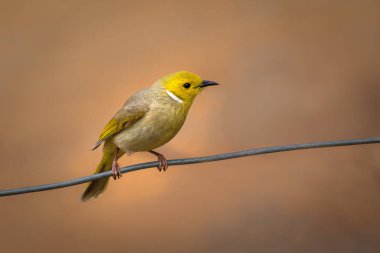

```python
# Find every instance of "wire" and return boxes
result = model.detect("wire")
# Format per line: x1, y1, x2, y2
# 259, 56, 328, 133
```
1, 137, 379, 197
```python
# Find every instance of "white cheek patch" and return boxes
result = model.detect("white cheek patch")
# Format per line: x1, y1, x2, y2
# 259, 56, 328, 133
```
165, 90, 183, 104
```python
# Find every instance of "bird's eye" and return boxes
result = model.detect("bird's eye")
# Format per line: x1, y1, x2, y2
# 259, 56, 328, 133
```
183, 83, 191, 89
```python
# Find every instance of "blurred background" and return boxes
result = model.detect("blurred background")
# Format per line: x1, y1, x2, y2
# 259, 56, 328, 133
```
1, 0, 380, 252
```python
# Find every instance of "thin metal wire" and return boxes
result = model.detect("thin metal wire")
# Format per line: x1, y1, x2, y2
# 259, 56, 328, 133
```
1, 137, 379, 197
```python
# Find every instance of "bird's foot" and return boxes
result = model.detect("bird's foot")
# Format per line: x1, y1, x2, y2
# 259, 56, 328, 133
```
150, 151, 168, 172
157, 154, 168, 172
111, 160, 122, 180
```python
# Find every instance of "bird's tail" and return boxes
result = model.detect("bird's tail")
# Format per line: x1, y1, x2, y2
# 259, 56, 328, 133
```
81, 142, 117, 201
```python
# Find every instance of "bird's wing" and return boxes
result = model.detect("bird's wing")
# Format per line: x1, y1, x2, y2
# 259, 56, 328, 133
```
92, 90, 150, 150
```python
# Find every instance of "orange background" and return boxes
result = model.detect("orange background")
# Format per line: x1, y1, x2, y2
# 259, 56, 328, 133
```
1, 0, 380, 252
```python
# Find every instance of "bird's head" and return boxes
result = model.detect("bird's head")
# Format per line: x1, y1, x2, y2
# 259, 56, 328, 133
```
157, 71, 219, 104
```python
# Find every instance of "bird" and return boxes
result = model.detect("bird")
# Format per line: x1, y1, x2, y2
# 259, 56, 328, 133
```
81, 71, 219, 201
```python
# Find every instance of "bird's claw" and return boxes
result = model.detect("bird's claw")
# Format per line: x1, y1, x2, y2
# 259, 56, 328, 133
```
156, 154, 168, 172
112, 160, 122, 180
149, 150, 168, 172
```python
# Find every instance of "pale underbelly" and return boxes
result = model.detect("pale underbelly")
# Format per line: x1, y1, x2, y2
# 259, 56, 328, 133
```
112, 111, 186, 153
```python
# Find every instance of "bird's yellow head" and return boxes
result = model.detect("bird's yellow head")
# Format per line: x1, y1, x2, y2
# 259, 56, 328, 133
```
158, 71, 219, 104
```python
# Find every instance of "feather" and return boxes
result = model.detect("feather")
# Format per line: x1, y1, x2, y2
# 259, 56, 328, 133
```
92, 90, 150, 150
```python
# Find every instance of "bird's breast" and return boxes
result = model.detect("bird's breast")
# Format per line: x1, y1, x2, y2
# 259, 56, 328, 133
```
113, 101, 189, 153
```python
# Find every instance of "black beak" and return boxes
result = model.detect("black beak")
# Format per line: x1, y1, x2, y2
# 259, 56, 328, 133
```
199, 80, 219, 88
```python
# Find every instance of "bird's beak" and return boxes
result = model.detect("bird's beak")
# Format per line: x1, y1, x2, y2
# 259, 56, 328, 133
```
199, 80, 219, 88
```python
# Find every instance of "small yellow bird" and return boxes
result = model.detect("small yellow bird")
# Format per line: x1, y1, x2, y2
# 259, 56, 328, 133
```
82, 71, 219, 201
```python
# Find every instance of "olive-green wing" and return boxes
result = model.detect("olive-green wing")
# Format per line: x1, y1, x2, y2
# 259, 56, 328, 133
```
92, 93, 150, 150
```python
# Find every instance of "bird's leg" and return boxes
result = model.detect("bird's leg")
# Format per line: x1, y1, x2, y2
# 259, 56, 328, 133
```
111, 148, 122, 180
149, 150, 168, 172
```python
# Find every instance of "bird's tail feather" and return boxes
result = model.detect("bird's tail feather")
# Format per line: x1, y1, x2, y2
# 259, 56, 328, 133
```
81, 142, 117, 201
